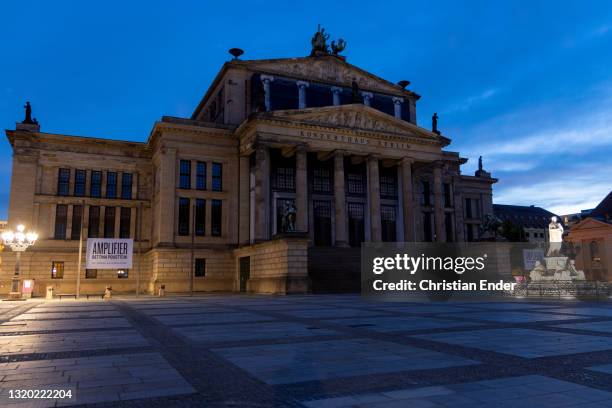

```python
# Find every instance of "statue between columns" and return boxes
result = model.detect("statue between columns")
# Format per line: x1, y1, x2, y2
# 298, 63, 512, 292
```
281, 202, 297, 233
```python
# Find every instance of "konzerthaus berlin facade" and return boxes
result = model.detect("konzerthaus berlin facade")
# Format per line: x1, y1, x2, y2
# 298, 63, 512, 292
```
1, 36, 497, 295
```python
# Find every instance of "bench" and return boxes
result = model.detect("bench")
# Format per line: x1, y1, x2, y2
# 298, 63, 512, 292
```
56, 293, 77, 300
85, 293, 104, 300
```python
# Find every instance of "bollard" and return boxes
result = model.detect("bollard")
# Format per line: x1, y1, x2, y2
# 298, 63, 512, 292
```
104, 285, 112, 300
158, 284, 165, 297
46, 285, 54, 300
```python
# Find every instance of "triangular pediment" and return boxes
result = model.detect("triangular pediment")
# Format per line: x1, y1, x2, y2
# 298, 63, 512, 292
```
259, 104, 447, 145
243, 56, 415, 98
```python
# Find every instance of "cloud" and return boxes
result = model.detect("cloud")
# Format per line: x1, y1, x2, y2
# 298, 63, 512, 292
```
443, 88, 499, 114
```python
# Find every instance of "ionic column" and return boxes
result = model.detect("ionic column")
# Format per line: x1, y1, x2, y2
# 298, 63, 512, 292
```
392, 97, 404, 119
401, 157, 414, 241
296, 81, 309, 109
334, 151, 349, 247
261, 75, 274, 111
362, 92, 373, 107
331, 87, 342, 106
368, 155, 382, 242
295, 148, 308, 232
254, 144, 270, 241
238, 155, 250, 245
433, 162, 445, 242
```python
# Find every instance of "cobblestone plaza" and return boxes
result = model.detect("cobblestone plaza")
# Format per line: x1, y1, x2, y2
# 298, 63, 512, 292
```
1, 295, 612, 407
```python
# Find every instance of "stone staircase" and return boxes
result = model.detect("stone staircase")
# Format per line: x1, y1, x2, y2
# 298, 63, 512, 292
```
308, 247, 361, 293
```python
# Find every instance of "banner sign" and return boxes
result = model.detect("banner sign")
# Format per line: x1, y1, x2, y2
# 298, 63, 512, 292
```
86, 238, 133, 269
522, 248, 545, 271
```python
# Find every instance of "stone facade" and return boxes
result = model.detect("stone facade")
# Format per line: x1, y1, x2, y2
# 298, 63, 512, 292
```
1, 51, 496, 295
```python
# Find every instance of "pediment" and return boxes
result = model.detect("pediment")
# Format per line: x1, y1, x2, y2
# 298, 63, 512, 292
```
245, 56, 413, 97
261, 105, 445, 144
572, 217, 612, 231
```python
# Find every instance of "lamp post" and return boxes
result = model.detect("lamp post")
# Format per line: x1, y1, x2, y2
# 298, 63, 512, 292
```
2, 224, 38, 300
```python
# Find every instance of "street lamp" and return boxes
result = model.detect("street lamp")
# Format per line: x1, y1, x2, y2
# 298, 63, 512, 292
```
2, 224, 37, 299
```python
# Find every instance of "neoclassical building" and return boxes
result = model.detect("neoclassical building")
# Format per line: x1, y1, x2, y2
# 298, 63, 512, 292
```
2, 31, 496, 295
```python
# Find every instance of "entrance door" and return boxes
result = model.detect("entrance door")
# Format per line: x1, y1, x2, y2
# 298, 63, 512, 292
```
239, 256, 250, 292
348, 202, 365, 247
313, 200, 332, 246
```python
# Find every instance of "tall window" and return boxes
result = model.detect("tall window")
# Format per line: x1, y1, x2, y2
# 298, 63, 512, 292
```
88, 206, 100, 238
178, 198, 190, 236
104, 207, 115, 238
74, 169, 86, 196
119, 207, 131, 238
211, 199, 222, 236
421, 181, 431, 205
58, 168, 70, 196
465, 198, 473, 218
272, 166, 295, 191
106, 172, 117, 198
71, 205, 83, 240
196, 161, 206, 190
90, 170, 102, 197
212, 163, 222, 191
313, 167, 332, 193
121, 173, 133, 199
381, 205, 397, 242
347, 173, 365, 195
195, 199, 206, 236
194, 258, 206, 277
423, 212, 433, 242
179, 160, 191, 189
443, 183, 452, 207
379, 167, 398, 198
54, 204, 68, 239
445, 213, 454, 242
51, 261, 64, 279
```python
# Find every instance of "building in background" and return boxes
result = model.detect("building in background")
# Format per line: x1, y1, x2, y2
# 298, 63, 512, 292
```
567, 191, 612, 281
493, 204, 560, 243
2, 29, 496, 295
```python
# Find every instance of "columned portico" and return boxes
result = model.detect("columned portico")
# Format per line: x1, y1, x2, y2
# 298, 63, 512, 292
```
334, 150, 349, 247
368, 155, 382, 242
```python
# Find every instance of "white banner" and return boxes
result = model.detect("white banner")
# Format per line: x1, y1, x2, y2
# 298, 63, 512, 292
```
86, 238, 133, 269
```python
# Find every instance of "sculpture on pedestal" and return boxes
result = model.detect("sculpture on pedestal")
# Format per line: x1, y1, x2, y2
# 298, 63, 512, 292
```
432, 112, 440, 134
281, 202, 297, 233
547, 216, 564, 256
22, 101, 38, 125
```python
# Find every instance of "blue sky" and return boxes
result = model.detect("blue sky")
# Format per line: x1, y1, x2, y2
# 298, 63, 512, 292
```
1, 1, 611, 218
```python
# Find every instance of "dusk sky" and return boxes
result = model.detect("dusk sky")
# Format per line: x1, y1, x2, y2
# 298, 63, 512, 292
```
1, 1, 611, 218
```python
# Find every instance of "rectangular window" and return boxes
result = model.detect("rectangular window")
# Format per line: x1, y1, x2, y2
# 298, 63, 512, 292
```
445, 212, 454, 242
465, 198, 473, 218
90, 170, 102, 197
423, 212, 433, 242
74, 169, 86, 196
381, 205, 397, 242
196, 161, 206, 190
119, 207, 131, 238
106, 171, 117, 198
194, 258, 206, 278
443, 183, 452, 208
58, 168, 70, 196
272, 167, 295, 191
179, 160, 191, 189
121, 173, 133, 199
474, 199, 481, 218
212, 163, 222, 191
71, 205, 83, 240
54, 204, 68, 239
347, 173, 365, 195
117, 269, 129, 279
88, 206, 100, 238
211, 199, 222, 236
313, 167, 332, 193
422, 181, 431, 206
104, 207, 115, 238
51, 261, 64, 279
85, 269, 97, 279
379, 167, 398, 199
195, 199, 206, 236
178, 198, 190, 236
